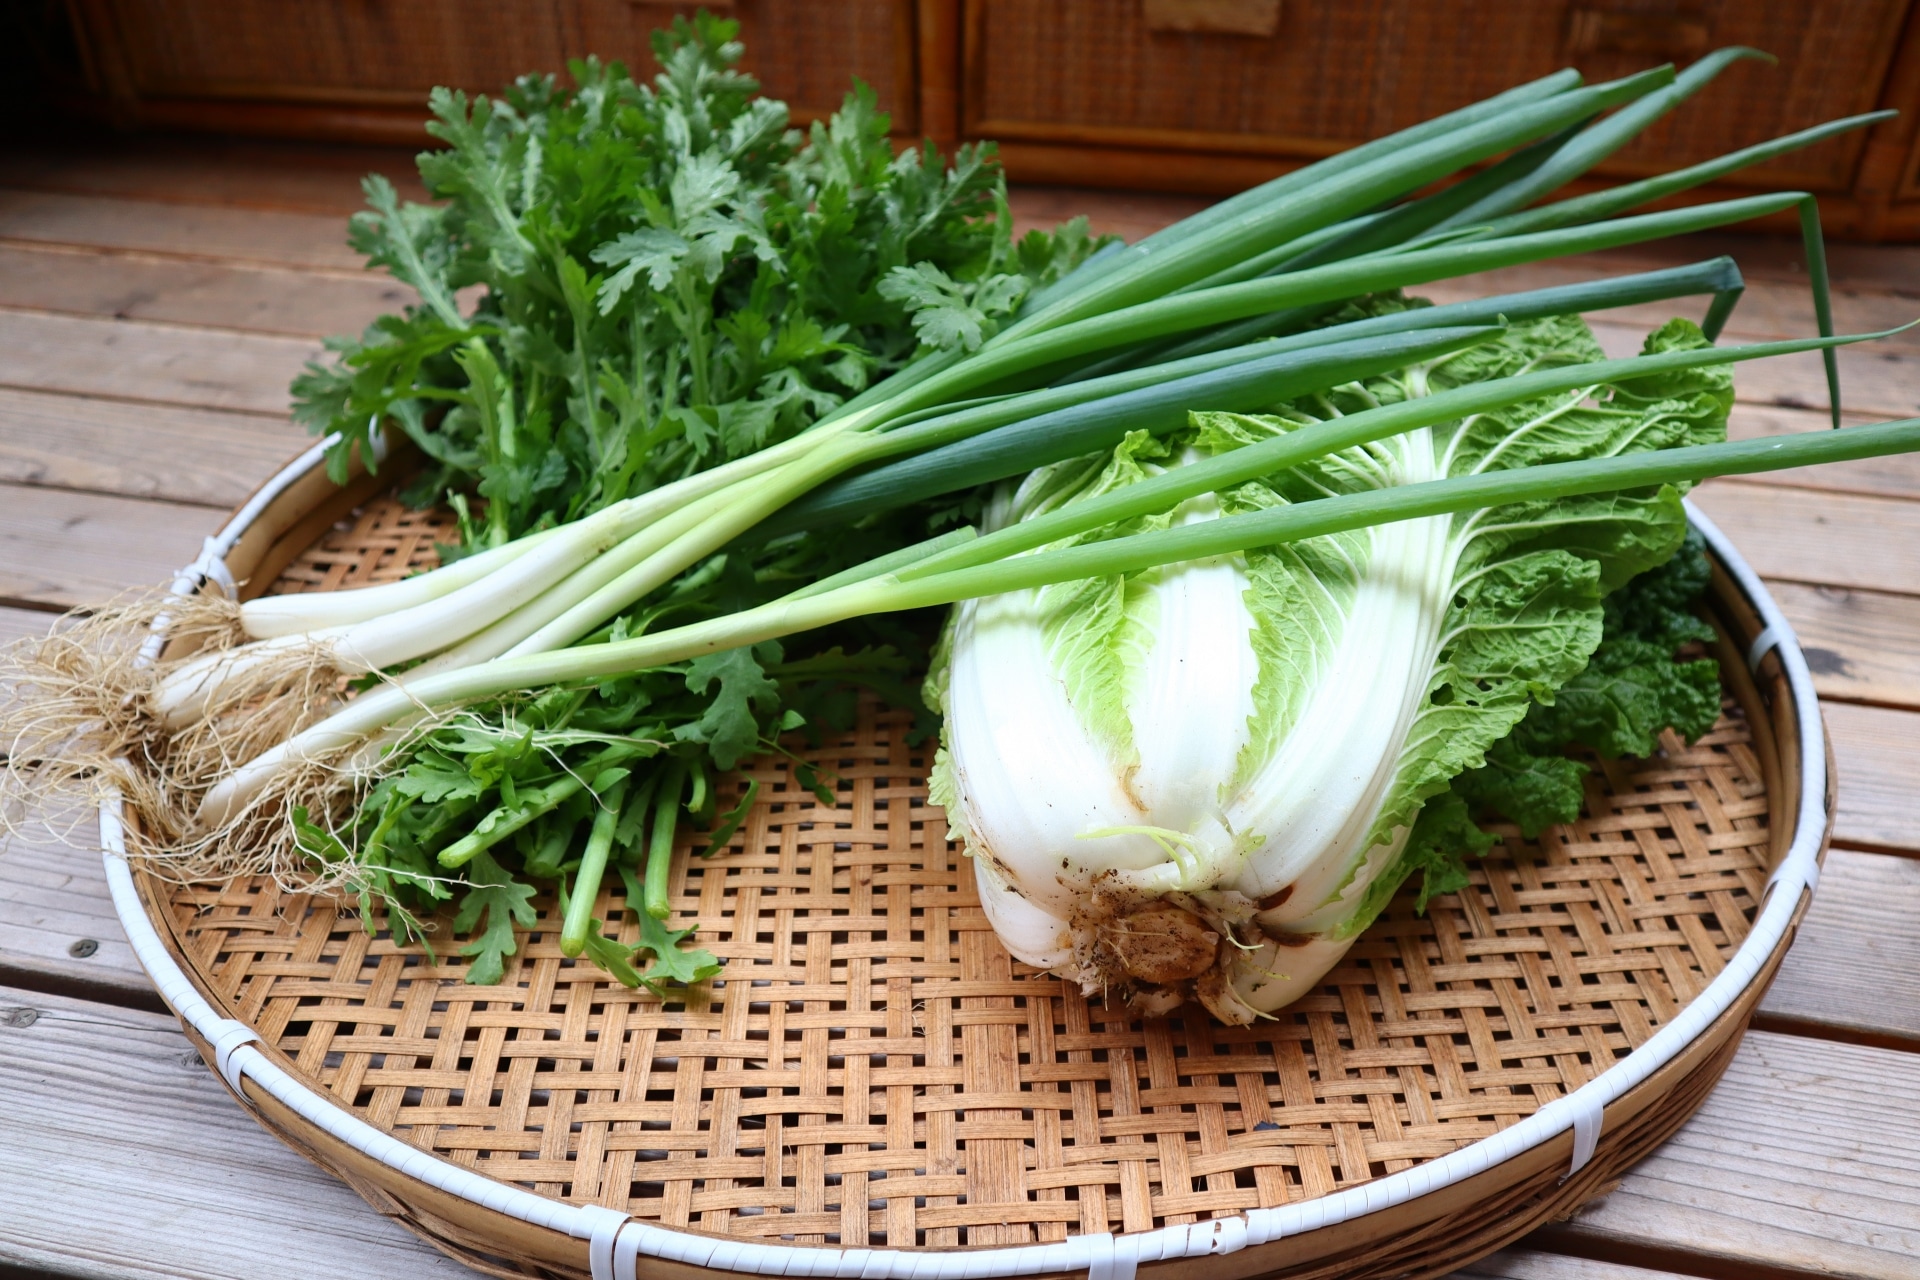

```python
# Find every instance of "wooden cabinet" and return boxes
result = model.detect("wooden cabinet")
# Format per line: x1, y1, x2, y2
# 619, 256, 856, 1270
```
58, 0, 1920, 239
960, 0, 1920, 237
63, 0, 921, 140
571, 1, 919, 131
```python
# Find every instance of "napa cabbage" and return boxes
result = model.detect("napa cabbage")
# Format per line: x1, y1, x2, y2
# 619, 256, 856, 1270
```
928, 312, 1732, 1023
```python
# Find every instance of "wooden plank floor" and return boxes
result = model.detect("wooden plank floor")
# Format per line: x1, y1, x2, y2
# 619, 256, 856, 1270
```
1, 137, 1916, 1280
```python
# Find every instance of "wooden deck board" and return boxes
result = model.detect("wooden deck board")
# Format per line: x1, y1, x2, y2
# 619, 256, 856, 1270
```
0, 139, 426, 215
1691, 481, 1920, 596
0, 984, 473, 1279
1757, 847, 1920, 1049
0, 386, 310, 508
0, 188, 370, 271
1825, 701, 1920, 856
1457, 1253, 1698, 1280
2, 987, 1906, 1280
0, 481, 220, 609
1766, 581, 1920, 709
0, 605, 57, 646
0, 241, 408, 338
0, 811, 159, 1012
1542, 1031, 1920, 1280
0, 307, 318, 415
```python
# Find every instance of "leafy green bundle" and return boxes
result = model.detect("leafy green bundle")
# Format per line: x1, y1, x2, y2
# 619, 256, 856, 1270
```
293, 13, 1095, 549
1405, 530, 1723, 911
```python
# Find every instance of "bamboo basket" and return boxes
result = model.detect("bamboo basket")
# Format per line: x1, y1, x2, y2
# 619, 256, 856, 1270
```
103, 437, 1833, 1280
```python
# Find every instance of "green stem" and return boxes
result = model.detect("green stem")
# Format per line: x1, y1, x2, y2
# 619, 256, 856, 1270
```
1427, 47, 1770, 235
1798, 196, 1841, 427
1474, 111, 1894, 242
560, 775, 630, 957
875, 417, 1920, 608
892, 330, 1885, 581
644, 762, 686, 920
505, 430, 884, 655
437, 779, 581, 869
867, 193, 1802, 426
1004, 66, 1672, 337
204, 406, 1920, 835
236, 411, 1920, 790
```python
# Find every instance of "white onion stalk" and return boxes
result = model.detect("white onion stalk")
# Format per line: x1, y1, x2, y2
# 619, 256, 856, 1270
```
154, 423, 856, 725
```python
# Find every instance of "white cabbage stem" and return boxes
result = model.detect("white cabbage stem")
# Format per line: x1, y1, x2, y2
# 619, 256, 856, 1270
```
941, 434, 1460, 1025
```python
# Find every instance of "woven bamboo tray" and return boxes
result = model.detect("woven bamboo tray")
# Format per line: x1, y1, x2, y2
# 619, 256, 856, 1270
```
104, 440, 1833, 1280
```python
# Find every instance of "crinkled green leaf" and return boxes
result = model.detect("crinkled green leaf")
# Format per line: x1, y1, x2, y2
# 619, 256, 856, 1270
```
1450, 735, 1591, 838
455, 850, 539, 985
1450, 530, 1723, 839
676, 640, 783, 768
634, 912, 724, 991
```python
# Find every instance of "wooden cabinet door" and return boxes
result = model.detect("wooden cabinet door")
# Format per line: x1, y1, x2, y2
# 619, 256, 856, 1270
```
567, 1, 920, 132
71, 0, 921, 140
963, 0, 1910, 195
83, 0, 575, 110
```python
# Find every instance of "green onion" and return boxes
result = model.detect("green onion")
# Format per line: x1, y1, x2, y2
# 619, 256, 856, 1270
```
560, 774, 630, 957
643, 762, 686, 920
778, 260, 1752, 531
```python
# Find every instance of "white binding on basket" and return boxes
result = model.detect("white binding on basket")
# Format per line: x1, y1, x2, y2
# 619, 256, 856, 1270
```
101, 448, 1827, 1280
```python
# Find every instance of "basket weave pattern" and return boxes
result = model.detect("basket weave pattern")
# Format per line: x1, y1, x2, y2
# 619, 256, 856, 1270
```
164, 498, 1770, 1250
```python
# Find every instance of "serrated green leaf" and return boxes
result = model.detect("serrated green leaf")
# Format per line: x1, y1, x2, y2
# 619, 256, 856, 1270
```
455, 850, 539, 985
676, 641, 782, 768
634, 912, 723, 991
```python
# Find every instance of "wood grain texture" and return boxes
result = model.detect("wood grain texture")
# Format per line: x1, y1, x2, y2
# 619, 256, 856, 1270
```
1454, 1251, 1697, 1280
0, 307, 318, 415
0, 605, 56, 646
0, 188, 367, 270
0, 138, 426, 216
1544, 1031, 1920, 1279
1722, 404, 1920, 502
1825, 701, 1920, 855
0, 984, 479, 1280
1759, 848, 1920, 1048
1768, 581, 1920, 708
0, 809, 154, 1009
0, 242, 408, 338
0, 387, 308, 508
0, 481, 215, 608
1690, 481, 1920, 596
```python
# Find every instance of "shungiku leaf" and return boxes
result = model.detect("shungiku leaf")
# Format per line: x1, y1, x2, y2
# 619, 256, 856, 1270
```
456, 850, 540, 984
928, 317, 1732, 1024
